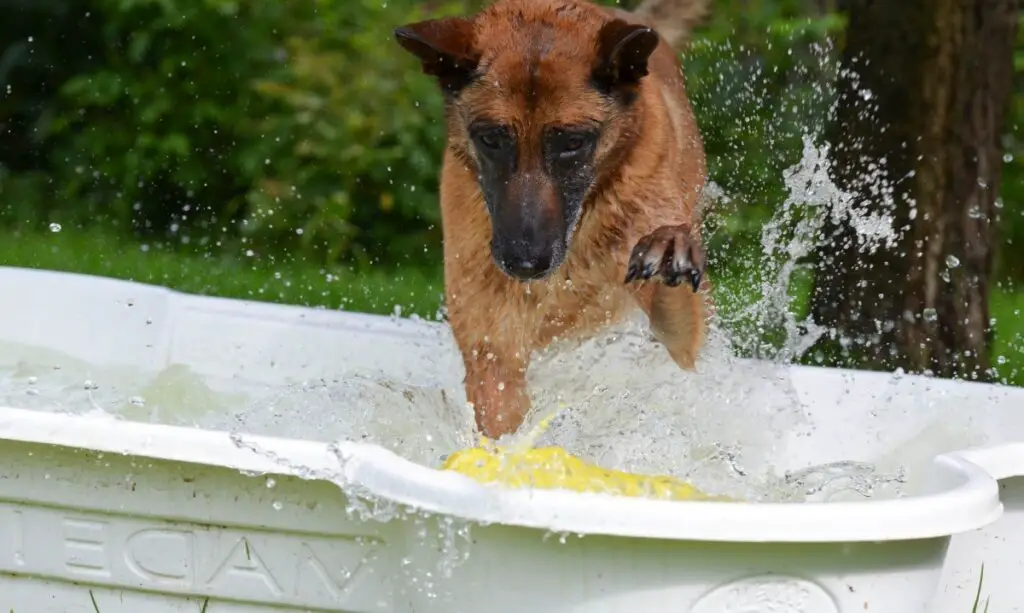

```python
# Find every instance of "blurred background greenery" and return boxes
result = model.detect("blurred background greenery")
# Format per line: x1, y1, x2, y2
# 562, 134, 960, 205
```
1, 0, 1021, 382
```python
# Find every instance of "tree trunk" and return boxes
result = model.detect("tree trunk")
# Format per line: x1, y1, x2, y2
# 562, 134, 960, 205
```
810, 0, 1019, 380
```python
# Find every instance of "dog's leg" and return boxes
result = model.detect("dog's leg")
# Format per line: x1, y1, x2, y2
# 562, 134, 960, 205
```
460, 342, 531, 439
624, 223, 709, 368
646, 282, 708, 368
443, 257, 533, 439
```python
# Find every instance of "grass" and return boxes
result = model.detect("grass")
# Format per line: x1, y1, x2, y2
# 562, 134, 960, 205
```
80, 590, 208, 611
0, 227, 444, 318
1, 226, 1021, 386
992, 289, 1024, 386
973, 564, 990, 613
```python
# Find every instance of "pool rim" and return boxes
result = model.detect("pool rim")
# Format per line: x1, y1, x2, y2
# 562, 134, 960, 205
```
0, 404, 1006, 544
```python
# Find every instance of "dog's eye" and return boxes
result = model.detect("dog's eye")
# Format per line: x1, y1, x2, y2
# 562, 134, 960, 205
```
562, 135, 586, 152
552, 131, 594, 159
479, 133, 501, 149
474, 127, 509, 151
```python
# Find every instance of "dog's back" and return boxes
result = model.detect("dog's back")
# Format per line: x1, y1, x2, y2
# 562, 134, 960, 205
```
395, 0, 711, 438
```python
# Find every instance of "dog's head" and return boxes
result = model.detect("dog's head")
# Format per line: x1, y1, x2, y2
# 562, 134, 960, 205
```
394, 0, 660, 281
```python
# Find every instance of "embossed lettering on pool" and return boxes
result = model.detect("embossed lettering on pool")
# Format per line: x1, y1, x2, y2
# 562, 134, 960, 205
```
0, 502, 390, 610
690, 575, 839, 613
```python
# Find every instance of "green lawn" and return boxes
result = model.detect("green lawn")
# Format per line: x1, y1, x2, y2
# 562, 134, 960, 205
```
2, 227, 1020, 386
992, 289, 1024, 385
0, 228, 445, 317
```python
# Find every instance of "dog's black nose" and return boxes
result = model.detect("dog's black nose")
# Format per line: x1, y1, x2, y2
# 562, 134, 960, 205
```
503, 255, 552, 280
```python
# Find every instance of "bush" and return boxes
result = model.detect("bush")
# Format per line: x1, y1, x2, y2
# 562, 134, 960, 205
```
7, 0, 480, 269
38, 0, 289, 240
238, 0, 466, 268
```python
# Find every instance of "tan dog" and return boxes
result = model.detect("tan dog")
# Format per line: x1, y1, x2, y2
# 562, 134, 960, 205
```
394, 0, 711, 439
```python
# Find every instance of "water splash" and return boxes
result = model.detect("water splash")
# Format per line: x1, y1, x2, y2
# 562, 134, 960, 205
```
779, 460, 907, 502
718, 133, 898, 364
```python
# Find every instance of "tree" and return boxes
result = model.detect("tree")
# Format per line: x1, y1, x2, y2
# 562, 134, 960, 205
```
811, 0, 1020, 380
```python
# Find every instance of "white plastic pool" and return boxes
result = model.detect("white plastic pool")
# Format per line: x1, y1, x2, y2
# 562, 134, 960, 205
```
0, 266, 1022, 612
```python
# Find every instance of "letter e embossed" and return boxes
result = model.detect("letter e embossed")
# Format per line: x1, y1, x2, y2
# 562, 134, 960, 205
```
63, 518, 111, 578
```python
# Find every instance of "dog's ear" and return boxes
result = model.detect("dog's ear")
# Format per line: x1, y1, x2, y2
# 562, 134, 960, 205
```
394, 18, 479, 94
592, 19, 660, 95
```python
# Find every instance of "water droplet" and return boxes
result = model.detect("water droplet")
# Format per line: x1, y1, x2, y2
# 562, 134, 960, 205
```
265, 477, 277, 488
945, 254, 960, 268
923, 308, 938, 322
48, 223, 62, 233
272, 500, 283, 510
128, 396, 146, 407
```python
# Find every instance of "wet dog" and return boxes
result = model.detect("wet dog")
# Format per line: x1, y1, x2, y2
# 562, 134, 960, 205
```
394, 0, 711, 438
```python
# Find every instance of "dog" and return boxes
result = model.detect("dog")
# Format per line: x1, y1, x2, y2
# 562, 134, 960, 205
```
394, 0, 712, 439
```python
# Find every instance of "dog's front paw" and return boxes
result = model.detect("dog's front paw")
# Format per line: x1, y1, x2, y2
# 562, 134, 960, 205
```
623, 224, 705, 291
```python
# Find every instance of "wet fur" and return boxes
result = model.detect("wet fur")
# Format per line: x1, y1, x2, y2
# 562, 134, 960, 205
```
395, 0, 711, 438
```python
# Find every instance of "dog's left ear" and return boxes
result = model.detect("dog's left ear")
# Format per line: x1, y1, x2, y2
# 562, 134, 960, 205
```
394, 18, 479, 94
592, 19, 660, 94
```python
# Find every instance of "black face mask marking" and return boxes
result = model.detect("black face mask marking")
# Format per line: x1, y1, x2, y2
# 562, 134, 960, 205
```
542, 125, 599, 243
470, 121, 599, 282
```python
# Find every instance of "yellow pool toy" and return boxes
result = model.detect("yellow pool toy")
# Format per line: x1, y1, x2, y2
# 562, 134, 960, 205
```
441, 408, 730, 502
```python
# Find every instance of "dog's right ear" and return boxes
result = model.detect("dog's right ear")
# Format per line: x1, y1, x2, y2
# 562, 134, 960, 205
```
394, 18, 479, 95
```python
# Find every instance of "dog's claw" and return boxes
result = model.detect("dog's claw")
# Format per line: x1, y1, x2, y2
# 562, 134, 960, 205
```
624, 224, 705, 292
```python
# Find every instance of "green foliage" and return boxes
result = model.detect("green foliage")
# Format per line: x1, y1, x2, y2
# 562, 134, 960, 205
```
996, 10, 1024, 282
238, 0, 468, 267
47, 0, 304, 248
3, 0, 481, 269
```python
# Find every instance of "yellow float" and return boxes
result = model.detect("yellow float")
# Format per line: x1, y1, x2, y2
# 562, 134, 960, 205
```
441, 409, 730, 502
